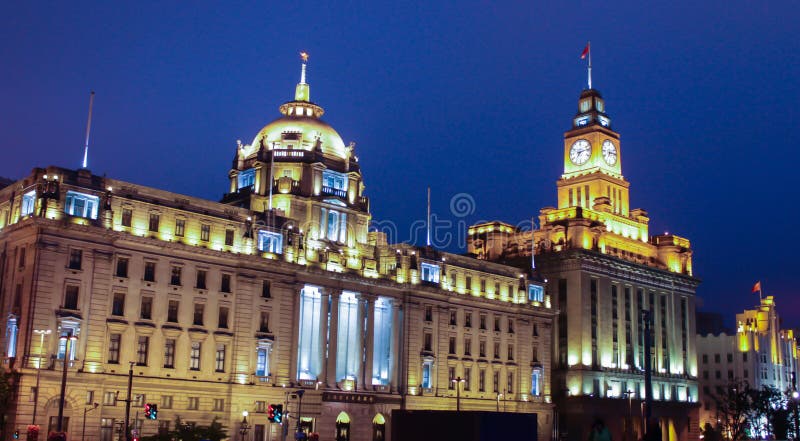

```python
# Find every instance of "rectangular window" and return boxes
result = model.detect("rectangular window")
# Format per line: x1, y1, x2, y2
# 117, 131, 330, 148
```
422, 363, 432, 388
213, 398, 224, 412
121, 208, 132, 227
259, 311, 270, 333
190, 342, 201, 370
140, 297, 152, 320
163, 339, 175, 368
493, 371, 499, 393
148, 213, 160, 232
193, 304, 204, 326
479, 340, 486, 358
494, 317, 500, 332
220, 274, 231, 293
296, 285, 322, 380
420, 263, 441, 283
161, 396, 173, 409
108, 334, 121, 364
144, 261, 156, 282
257, 231, 283, 254
68, 249, 82, 270
111, 293, 125, 316
507, 372, 514, 393
256, 346, 270, 377
175, 219, 185, 237
479, 369, 486, 392
531, 369, 542, 396
167, 300, 179, 323
450, 311, 457, 326
21, 190, 36, 216
218, 307, 229, 329
464, 337, 472, 356
196, 270, 207, 290
170, 266, 182, 286
237, 168, 255, 189
322, 170, 348, 192
225, 229, 234, 246
18, 247, 26, 269
103, 391, 117, 406
215, 344, 226, 372
64, 285, 79, 310
425, 306, 433, 322
466, 276, 472, 290
115, 258, 129, 278
137, 336, 149, 366
261, 280, 271, 298
187, 397, 199, 410
86, 390, 94, 405
64, 190, 99, 219
508, 344, 514, 361
480, 314, 486, 330
508, 319, 514, 334
449, 337, 456, 354
465, 312, 472, 328
200, 224, 210, 241
448, 367, 456, 389
464, 367, 471, 391
319, 208, 347, 243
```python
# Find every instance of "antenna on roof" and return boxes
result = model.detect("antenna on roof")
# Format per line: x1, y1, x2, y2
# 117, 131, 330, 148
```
531, 217, 536, 270
81, 91, 95, 169
426, 187, 432, 247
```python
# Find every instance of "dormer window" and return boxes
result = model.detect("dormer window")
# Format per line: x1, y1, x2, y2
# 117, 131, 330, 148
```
21, 190, 36, 217
528, 284, 544, 302
64, 191, 99, 219
420, 263, 441, 283
238, 168, 255, 190
258, 231, 284, 254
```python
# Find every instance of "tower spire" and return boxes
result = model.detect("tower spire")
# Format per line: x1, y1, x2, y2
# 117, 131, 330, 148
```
82, 91, 95, 169
295, 51, 310, 102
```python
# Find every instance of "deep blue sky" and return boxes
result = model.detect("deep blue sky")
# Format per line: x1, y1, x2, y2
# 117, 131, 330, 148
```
1, 2, 797, 327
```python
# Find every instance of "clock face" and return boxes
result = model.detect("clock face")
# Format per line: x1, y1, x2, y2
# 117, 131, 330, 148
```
569, 139, 591, 165
601, 140, 617, 166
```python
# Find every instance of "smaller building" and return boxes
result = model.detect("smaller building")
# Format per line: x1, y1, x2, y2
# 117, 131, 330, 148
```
696, 296, 799, 429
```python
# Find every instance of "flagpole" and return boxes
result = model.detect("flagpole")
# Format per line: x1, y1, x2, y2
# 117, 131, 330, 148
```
587, 41, 592, 90
530, 217, 536, 270
759, 284, 763, 303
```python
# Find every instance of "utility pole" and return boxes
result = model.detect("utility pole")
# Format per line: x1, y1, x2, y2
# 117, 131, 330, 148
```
57, 331, 77, 432
117, 362, 135, 441
642, 310, 653, 426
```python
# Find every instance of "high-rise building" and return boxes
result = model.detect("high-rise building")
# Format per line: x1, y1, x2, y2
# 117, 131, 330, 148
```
0, 57, 555, 441
467, 87, 700, 440
696, 296, 799, 432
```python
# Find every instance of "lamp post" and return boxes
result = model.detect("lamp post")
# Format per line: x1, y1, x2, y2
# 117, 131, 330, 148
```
57, 331, 77, 432
496, 393, 503, 412
452, 377, 465, 411
82, 403, 99, 441
239, 411, 251, 441
294, 390, 305, 440
32, 329, 51, 425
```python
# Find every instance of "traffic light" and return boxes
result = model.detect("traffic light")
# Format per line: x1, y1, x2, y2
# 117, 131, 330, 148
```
13, 430, 19, 439
267, 404, 276, 422
144, 403, 158, 420
274, 404, 283, 424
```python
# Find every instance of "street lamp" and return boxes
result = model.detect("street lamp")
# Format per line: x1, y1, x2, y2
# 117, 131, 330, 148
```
32, 329, 51, 425
57, 331, 77, 432
452, 377, 466, 411
82, 403, 99, 441
294, 390, 305, 440
239, 411, 250, 441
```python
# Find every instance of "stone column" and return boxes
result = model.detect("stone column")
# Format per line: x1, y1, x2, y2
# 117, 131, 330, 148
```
354, 293, 366, 390
325, 290, 340, 387
363, 295, 376, 390
318, 288, 331, 383
390, 302, 403, 392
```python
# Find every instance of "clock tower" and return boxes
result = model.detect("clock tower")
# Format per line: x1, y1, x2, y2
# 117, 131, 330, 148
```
558, 88, 629, 216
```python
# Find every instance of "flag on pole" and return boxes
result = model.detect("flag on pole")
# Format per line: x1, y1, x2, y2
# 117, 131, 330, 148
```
580, 42, 590, 59
752, 281, 761, 293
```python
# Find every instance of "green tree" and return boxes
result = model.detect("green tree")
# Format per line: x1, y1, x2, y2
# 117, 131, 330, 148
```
140, 416, 227, 441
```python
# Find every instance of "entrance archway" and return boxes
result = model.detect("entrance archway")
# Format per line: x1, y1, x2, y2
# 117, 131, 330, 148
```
335, 412, 351, 441
372, 413, 386, 441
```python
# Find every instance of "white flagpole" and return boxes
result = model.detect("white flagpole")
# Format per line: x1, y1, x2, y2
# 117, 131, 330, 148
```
587, 41, 592, 90
82, 91, 95, 169
531, 217, 536, 270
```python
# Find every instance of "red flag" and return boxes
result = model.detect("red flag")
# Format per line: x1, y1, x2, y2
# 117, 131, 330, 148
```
752, 281, 761, 293
580, 43, 590, 59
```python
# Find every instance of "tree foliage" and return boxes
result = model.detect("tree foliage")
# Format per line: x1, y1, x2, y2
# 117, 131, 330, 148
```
140, 416, 227, 441
711, 381, 798, 440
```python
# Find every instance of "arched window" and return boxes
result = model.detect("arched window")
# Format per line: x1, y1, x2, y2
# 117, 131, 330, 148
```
372, 413, 386, 441
335, 412, 351, 441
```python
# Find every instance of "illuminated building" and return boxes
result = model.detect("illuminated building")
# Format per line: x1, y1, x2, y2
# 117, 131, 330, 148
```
0, 56, 555, 441
467, 87, 700, 440
696, 296, 799, 430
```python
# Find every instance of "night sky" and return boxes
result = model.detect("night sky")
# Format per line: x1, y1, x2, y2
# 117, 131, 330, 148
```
1, 2, 797, 328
